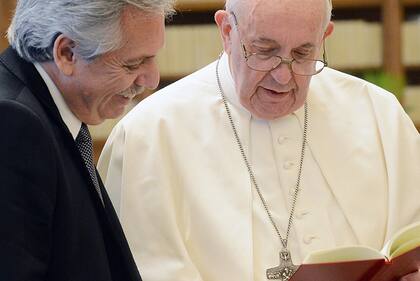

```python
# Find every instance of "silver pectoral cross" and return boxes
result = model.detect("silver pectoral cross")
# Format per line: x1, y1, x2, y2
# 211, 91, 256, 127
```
266, 249, 298, 280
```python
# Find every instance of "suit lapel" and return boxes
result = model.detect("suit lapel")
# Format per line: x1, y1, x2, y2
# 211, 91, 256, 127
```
96, 173, 141, 280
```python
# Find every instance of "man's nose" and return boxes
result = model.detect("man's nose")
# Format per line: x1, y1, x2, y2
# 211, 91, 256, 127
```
134, 61, 160, 90
269, 60, 293, 85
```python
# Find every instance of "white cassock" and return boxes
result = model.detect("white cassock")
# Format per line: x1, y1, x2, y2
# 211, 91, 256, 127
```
98, 53, 420, 281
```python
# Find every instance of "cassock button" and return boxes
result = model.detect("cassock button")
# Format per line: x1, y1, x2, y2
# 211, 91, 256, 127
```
289, 186, 296, 196
303, 235, 317, 244
277, 136, 289, 145
283, 161, 295, 170
295, 210, 309, 219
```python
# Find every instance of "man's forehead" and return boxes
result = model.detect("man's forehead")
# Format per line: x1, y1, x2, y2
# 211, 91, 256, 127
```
235, 0, 325, 41
236, 0, 325, 20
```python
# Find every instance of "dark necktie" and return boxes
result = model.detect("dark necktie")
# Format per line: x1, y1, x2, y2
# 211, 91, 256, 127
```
76, 123, 104, 205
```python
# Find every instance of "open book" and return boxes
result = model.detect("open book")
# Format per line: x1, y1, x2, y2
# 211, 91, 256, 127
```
290, 221, 420, 281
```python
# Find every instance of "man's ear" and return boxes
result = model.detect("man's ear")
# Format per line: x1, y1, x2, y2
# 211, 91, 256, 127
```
215, 10, 233, 54
53, 34, 77, 76
323, 21, 334, 39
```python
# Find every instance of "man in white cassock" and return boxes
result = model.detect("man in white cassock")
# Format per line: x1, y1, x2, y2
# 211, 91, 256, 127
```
98, 0, 420, 280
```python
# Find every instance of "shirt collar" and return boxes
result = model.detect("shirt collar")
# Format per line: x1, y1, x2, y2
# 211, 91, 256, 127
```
34, 62, 82, 139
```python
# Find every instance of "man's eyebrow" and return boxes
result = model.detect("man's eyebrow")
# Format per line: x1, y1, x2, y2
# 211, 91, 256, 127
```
249, 38, 317, 53
251, 37, 279, 45
251, 38, 315, 48
123, 55, 154, 64
295, 43, 316, 49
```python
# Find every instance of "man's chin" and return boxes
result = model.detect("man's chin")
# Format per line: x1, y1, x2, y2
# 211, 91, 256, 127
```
107, 109, 126, 120
91, 109, 126, 125
248, 102, 294, 120
250, 109, 282, 121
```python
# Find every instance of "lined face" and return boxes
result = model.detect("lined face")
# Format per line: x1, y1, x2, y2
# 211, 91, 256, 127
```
65, 6, 165, 125
222, 0, 332, 120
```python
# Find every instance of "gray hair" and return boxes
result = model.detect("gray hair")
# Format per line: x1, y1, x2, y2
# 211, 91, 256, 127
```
226, 0, 332, 30
7, 0, 175, 62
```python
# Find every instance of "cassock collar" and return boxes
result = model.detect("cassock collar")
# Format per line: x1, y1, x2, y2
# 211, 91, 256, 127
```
218, 52, 250, 116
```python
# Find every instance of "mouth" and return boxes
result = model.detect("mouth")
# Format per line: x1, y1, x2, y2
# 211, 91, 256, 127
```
263, 87, 294, 96
118, 86, 145, 99
253, 87, 296, 104
269, 89, 289, 94
119, 92, 137, 99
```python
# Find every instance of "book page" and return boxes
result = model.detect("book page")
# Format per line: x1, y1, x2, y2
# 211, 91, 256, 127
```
388, 221, 420, 257
390, 238, 420, 259
303, 245, 385, 264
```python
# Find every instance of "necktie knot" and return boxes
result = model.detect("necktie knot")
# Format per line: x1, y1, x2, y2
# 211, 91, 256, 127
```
76, 123, 92, 145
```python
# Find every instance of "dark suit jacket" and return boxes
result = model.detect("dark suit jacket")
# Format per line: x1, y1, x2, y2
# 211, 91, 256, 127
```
0, 47, 142, 281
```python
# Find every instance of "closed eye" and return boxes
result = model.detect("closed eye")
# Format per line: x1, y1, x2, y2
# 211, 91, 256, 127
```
255, 48, 276, 55
123, 56, 154, 72
255, 53, 273, 60
292, 51, 310, 59
124, 64, 142, 71
252, 48, 277, 60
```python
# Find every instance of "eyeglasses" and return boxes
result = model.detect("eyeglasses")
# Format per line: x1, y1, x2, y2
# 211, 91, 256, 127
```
230, 12, 328, 76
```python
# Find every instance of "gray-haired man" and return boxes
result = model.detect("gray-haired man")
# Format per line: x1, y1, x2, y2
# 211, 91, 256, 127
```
0, 0, 173, 280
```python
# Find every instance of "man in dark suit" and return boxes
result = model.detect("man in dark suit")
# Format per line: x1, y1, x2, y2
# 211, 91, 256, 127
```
0, 0, 174, 280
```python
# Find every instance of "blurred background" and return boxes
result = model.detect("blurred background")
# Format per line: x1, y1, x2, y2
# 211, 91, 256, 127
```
1, 0, 420, 162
